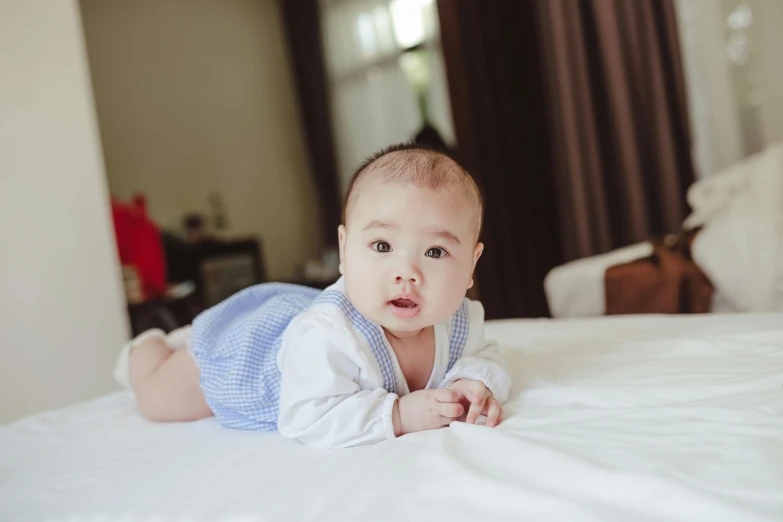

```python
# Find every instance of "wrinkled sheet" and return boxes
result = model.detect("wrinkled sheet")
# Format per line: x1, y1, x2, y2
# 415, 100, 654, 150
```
2, 314, 782, 522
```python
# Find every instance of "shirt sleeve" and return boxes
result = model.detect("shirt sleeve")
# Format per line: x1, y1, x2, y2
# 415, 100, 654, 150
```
438, 300, 512, 402
276, 315, 398, 448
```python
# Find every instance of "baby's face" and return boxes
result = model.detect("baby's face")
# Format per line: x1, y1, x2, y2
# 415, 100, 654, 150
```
338, 179, 482, 337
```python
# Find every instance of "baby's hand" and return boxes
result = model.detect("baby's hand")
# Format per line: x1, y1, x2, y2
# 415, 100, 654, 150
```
393, 389, 464, 436
448, 379, 503, 427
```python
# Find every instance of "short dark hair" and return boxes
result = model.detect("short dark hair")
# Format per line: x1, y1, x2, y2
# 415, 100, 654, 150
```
341, 142, 483, 237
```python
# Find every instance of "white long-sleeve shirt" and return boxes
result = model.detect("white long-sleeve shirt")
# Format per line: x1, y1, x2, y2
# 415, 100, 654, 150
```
276, 282, 511, 448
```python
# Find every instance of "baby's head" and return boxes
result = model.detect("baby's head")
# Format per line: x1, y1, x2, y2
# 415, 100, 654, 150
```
338, 143, 484, 337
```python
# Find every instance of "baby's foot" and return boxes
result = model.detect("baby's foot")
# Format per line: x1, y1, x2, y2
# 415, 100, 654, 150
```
114, 326, 195, 388
113, 328, 166, 389
164, 325, 192, 350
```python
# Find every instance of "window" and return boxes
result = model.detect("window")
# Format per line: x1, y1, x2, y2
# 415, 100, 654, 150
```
319, 0, 455, 192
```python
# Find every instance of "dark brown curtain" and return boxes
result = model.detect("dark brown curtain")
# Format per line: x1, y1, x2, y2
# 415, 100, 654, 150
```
437, 0, 694, 319
537, 0, 694, 261
279, 0, 341, 247
438, 1, 564, 319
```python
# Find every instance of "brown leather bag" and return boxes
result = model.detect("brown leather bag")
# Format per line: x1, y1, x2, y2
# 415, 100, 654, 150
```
605, 230, 714, 315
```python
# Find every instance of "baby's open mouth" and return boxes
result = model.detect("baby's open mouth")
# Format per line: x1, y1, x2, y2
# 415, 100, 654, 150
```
388, 298, 421, 318
390, 298, 418, 309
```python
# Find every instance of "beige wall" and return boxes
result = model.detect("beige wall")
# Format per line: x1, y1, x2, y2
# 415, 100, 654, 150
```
0, 0, 129, 423
79, 0, 321, 280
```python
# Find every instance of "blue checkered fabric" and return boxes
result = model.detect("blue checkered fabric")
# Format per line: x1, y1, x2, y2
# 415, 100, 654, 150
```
311, 290, 399, 394
190, 283, 320, 431
447, 300, 470, 372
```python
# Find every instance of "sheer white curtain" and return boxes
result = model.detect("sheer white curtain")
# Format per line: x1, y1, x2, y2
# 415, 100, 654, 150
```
675, 0, 744, 177
675, 0, 783, 177
319, 0, 455, 192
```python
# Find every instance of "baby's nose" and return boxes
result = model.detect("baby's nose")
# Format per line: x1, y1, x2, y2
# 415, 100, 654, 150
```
395, 273, 419, 284
394, 263, 422, 285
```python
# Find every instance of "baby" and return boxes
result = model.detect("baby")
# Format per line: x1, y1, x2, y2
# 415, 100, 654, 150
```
115, 143, 511, 448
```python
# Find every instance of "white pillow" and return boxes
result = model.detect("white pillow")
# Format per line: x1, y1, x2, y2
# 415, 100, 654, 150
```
690, 143, 783, 312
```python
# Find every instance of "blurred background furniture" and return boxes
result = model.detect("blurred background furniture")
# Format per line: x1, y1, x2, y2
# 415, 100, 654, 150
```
163, 235, 266, 308
545, 142, 783, 318
122, 230, 265, 336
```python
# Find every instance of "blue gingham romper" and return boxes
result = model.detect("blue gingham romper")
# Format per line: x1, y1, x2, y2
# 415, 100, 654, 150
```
189, 280, 471, 431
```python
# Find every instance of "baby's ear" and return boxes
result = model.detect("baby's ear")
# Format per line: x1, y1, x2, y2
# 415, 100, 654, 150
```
468, 242, 484, 289
472, 242, 484, 268
337, 225, 347, 275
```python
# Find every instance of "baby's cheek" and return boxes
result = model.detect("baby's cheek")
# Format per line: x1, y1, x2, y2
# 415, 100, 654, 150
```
441, 266, 472, 296
428, 277, 470, 321
345, 274, 376, 305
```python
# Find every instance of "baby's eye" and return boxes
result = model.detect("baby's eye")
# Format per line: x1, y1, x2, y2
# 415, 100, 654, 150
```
372, 241, 392, 253
425, 247, 448, 259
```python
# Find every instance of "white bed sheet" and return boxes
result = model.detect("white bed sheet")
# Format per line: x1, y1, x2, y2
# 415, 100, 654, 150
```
2, 314, 782, 522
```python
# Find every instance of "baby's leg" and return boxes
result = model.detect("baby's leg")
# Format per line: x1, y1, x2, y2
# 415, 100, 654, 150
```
130, 336, 212, 422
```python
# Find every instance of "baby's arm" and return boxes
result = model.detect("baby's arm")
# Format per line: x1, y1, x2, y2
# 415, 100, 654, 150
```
278, 317, 464, 447
277, 318, 397, 448
438, 301, 512, 403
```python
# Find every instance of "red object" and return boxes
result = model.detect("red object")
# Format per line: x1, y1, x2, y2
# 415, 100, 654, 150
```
110, 195, 166, 300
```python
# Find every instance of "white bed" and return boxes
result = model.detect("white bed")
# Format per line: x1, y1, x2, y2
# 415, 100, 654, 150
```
2, 314, 782, 522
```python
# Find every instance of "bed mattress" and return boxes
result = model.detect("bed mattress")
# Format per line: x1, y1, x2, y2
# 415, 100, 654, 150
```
2, 314, 782, 521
